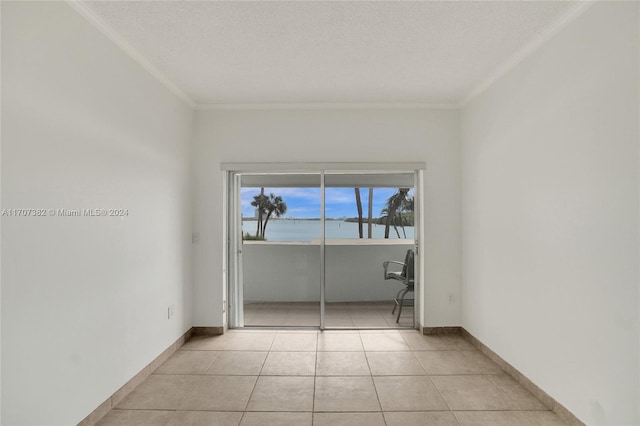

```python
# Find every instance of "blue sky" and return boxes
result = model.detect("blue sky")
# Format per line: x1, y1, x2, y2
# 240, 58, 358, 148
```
241, 187, 410, 219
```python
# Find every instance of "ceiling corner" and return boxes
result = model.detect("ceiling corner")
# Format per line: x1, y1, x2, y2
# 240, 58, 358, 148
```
459, 1, 596, 107
66, 0, 196, 109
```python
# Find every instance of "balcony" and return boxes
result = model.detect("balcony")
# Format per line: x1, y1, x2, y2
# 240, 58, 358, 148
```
241, 239, 415, 328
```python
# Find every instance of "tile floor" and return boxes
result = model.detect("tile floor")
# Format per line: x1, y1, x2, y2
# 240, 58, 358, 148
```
97, 330, 567, 426
244, 301, 415, 328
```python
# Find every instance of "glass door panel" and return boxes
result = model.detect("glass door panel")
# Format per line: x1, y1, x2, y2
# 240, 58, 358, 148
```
239, 173, 322, 327
323, 172, 416, 328
229, 168, 419, 330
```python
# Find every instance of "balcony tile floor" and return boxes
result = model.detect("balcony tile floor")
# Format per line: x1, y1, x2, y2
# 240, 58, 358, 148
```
97, 330, 568, 426
244, 301, 415, 328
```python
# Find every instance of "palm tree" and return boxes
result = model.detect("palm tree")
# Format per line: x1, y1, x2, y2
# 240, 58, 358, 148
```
381, 188, 412, 238
262, 194, 287, 238
367, 188, 373, 238
381, 207, 398, 238
354, 188, 364, 238
250, 188, 268, 237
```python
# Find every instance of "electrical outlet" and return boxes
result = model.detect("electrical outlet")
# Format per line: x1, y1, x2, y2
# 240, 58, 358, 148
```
448, 293, 455, 304
192, 233, 200, 244
168, 304, 175, 319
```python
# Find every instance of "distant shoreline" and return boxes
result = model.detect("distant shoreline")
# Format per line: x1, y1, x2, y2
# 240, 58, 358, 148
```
241, 217, 414, 226
242, 217, 343, 221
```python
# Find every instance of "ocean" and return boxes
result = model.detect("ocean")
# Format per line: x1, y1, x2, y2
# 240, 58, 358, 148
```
242, 219, 414, 242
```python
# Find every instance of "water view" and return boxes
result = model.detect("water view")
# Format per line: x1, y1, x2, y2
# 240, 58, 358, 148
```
242, 219, 414, 242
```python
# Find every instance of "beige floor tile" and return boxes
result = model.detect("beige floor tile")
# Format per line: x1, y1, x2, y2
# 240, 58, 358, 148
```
206, 351, 267, 376
348, 301, 394, 318
348, 302, 391, 311
317, 333, 363, 351
261, 351, 316, 376
285, 309, 320, 316
431, 375, 515, 411
316, 352, 370, 376
385, 316, 415, 328
314, 376, 381, 412
245, 317, 287, 326
454, 410, 565, 425
155, 350, 220, 375
313, 412, 386, 426
246, 376, 315, 412
287, 302, 319, 309
224, 332, 276, 350
350, 309, 388, 319
116, 375, 199, 410
360, 332, 410, 351
414, 350, 502, 375
352, 317, 390, 327
168, 411, 243, 426
287, 310, 319, 316
325, 302, 350, 309
521, 411, 568, 425
454, 411, 523, 425
487, 374, 548, 410
96, 410, 173, 426
352, 303, 391, 311
365, 352, 426, 376
270, 333, 317, 351
283, 317, 320, 326
440, 336, 477, 350
96, 306, 560, 426
398, 332, 444, 351
383, 411, 460, 426
245, 302, 418, 329
323, 310, 351, 318
181, 335, 230, 351
373, 376, 448, 411
324, 313, 351, 319
461, 351, 503, 373
179, 376, 257, 411
323, 317, 355, 327
399, 333, 476, 351
240, 412, 313, 425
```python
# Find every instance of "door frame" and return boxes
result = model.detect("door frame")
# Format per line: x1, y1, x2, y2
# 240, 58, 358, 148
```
222, 162, 426, 330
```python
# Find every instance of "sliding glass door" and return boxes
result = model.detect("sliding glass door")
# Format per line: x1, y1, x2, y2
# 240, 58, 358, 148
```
236, 173, 322, 327
226, 166, 420, 330
323, 172, 416, 328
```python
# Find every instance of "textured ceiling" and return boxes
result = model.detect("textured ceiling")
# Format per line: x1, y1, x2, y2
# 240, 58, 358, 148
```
83, 1, 581, 106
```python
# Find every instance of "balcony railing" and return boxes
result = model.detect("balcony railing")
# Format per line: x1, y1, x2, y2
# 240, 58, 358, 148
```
242, 240, 414, 303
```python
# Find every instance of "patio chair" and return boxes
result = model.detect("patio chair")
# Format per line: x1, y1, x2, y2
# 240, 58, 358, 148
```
383, 249, 415, 323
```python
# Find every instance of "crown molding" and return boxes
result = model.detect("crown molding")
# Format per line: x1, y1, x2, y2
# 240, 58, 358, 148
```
460, 0, 596, 107
195, 102, 459, 111
66, 1, 196, 109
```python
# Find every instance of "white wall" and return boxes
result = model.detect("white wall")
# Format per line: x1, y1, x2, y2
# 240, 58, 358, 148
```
243, 242, 413, 302
461, 2, 639, 425
192, 108, 461, 328
1, 2, 3, 420
1, 3, 194, 425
